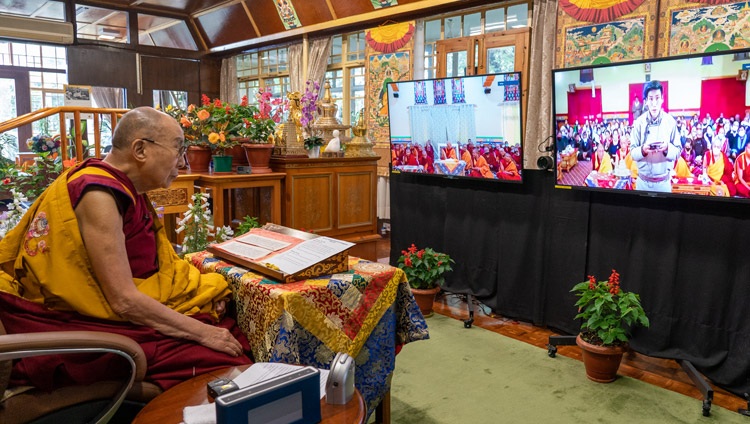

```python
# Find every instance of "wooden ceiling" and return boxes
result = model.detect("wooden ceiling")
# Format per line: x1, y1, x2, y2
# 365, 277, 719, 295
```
0, 0, 481, 55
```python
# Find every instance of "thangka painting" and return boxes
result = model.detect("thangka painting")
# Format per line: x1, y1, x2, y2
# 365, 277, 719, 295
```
503, 74, 521, 102
451, 78, 465, 104
562, 18, 646, 67
274, 0, 301, 30
433, 80, 447, 104
555, 0, 657, 68
366, 52, 411, 143
365, 21, 414, 146
414, 81, 427, 104
371, 0, 397, 9
661, 1, 750, 56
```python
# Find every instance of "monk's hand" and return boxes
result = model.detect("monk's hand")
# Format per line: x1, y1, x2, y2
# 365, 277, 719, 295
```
214, 297, 230, 319
201, 325, 244, 358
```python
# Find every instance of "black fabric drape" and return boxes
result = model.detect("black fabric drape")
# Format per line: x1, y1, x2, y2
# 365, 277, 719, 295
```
390, 169, 750, 396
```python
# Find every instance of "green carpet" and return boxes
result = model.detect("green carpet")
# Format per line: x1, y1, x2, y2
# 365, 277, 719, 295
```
383, 314, 745, 424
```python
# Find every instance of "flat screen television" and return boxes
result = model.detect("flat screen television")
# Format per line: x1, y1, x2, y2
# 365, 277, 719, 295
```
387, 72, 524, 183
553, 48, 750, 201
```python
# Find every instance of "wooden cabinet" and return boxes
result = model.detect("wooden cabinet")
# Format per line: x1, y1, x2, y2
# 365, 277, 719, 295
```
271, 156, 381, 261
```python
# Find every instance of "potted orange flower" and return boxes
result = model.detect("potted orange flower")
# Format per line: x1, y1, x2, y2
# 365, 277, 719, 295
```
397, 243, 454, 317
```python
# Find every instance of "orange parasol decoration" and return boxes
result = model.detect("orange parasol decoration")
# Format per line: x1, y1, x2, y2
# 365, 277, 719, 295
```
559, 0, 645, 23
366, 22, 415, 53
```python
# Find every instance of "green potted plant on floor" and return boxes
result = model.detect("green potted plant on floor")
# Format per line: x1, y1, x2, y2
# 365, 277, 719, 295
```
397, 243, 454, 317
571, 269, 649, 382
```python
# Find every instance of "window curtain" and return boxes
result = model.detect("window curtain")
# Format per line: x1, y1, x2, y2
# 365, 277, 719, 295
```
307, 37, 332, 91
220, 57, 238, 104
91, 87, 124, 108
409, 104, 476, 145
288, 43, 304, 92
523, 0, 558, 168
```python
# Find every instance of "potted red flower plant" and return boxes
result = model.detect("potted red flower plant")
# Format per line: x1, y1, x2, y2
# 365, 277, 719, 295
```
397, 243, 454, 317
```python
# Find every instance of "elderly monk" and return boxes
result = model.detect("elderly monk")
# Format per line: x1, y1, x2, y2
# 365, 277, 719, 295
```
0, 107, 251, 391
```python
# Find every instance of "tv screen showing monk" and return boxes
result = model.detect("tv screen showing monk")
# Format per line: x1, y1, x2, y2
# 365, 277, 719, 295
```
553, 48, 750, 201
387, 72, 523, 183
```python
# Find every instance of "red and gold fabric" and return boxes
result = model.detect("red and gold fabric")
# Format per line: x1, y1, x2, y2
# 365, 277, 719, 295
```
559, 0, 646, 23
186, 252, 429, 416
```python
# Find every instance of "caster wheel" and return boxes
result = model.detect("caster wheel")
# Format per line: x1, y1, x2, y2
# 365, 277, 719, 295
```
547, 344, 558, 358
463, 319, 473, 328
702, 400, 711, 417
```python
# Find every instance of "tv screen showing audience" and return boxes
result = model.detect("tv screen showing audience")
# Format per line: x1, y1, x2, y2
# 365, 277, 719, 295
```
553, 49, 750, 201
387, 72, 524, 183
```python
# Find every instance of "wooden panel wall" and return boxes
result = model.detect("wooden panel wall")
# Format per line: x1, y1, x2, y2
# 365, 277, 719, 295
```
67, 45, 137, 90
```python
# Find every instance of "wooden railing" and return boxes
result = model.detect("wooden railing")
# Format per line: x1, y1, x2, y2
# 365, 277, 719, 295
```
0, 106, 129, 164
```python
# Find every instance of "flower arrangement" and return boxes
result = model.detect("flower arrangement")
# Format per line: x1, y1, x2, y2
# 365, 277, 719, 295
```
299, 80, 324, 150
397, 243, 454, 289
27, 134, 60, 156
571, 269, 649, 346
175, 192, 234, 255
166, 95, 249, 154
238, 90, 286, 143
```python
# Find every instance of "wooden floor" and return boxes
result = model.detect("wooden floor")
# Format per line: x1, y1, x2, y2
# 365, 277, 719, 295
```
376, 235, 748, 416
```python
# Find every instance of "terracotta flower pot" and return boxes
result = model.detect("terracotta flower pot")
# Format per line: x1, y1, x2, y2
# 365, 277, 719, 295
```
411, 286, 440, 318
576, 333, 627, 383
186, 146, 211, 172
242, 143, 274, 174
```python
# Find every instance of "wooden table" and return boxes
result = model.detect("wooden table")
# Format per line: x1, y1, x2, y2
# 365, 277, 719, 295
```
146, 173, 201, 242
132, 365, 366, 424
194, 172, 285, 228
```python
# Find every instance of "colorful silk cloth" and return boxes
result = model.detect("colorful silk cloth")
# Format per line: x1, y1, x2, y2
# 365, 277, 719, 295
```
186, 252, 430, 418
434, 159, 467, 175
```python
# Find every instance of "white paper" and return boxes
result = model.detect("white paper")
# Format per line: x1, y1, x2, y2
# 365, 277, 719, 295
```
232, 362, 329, 400
236, 233, 292, 251
264, 237, 355, 275
217, 240, 272, 260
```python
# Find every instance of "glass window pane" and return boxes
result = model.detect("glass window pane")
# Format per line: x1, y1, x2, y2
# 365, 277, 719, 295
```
425, 20, 441, 43
487, 46, 515, 73
464, 13, 481, 37
485, 8, 506, 33
446, 51, 467, 77
349, 66, 365, 125
507, 4, 529, 29
329, 35, 342, 64
153, 90, 187, 109
445, 16, 461, 39
324, 70, 344, 123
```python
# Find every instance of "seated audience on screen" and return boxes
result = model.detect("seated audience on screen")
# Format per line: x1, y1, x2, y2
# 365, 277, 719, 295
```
704, 136, 736, 196
440, 142, 457, 160
470, 149, 494, 179
593, 142, 613, 174
0, 107, 252, 392
735, 142, 750, 197
497, 151, 521, 181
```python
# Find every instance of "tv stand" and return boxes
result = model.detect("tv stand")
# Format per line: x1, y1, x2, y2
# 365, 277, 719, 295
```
546, 335, 715, 417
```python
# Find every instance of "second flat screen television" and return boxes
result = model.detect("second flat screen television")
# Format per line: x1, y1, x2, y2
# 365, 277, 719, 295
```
387, 72, 524, 182
553, 48, 750, 201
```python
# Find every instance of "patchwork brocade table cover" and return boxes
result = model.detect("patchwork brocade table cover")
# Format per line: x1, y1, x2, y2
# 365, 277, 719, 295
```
186, 252, 430, 417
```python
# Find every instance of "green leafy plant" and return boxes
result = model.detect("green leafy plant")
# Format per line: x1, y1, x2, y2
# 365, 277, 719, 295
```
397, 243, 454, 289
303, 135, 324, 150
235, 215, 260, 236
175, 192, 234, 256
571, 270, 650, 346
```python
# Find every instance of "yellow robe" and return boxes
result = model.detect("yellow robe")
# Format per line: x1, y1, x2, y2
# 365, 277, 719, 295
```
0, 167, 230, 321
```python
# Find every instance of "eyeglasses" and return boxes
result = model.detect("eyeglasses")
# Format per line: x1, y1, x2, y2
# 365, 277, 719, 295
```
142, 138, 187, 157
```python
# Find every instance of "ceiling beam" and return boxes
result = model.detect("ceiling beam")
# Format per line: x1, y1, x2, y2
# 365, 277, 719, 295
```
209, 0, 474, 54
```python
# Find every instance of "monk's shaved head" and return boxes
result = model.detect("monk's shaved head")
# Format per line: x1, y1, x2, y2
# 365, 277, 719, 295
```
112, 107, 181, 150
